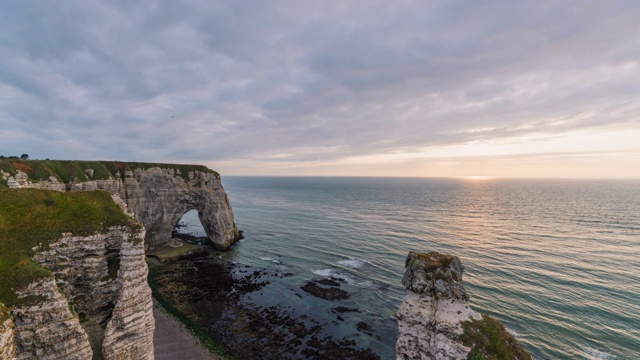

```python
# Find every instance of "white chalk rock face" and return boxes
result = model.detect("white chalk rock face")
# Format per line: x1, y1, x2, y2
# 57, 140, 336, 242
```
116, 167, 240, 250
5, 202, 154, 359
9, 278, 94, 360
0, 304, 16, 360
395, 251, 481, 360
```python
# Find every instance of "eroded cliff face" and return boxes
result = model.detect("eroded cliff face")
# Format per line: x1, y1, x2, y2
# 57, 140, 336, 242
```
9, 278, 94, 360
118, 167, 239, 250
1, 162, 240, 251
29, 225, 154, 360
1, 190, 154, 360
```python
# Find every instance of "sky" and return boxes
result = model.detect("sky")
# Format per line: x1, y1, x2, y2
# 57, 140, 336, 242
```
1, 1, 639, 178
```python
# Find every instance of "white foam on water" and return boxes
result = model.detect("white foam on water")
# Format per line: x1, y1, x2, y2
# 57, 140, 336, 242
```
258, 256, 282, 264
312, 268, 376, 288
505, 327, 520, 337
312, 268, 334, 277
582, 346, 617, 360
355, 280, 376, 289
337, 259, 366, 269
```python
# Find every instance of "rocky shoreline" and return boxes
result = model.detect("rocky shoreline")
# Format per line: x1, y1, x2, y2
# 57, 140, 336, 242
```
148, 249, 385, 359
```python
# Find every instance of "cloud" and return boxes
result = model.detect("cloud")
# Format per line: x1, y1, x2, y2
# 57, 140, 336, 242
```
0, 1, 639, 177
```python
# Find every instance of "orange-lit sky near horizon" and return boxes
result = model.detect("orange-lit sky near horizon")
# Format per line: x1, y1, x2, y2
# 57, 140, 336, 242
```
209, 127, 640, 178
1, 2, 639, 179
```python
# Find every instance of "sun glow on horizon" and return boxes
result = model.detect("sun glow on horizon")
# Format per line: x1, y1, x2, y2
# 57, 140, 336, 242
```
461, 175, 495, 181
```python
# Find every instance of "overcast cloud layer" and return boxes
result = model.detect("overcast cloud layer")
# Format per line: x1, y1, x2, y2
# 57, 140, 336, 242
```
1, 1, 639, 177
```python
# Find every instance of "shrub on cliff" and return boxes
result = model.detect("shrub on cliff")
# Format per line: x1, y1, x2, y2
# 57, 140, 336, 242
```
461, 313, 531, 360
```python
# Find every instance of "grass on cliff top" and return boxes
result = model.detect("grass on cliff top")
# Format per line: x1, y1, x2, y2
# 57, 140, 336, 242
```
100, 161, 219, 180
413, 251, 455, 271
462, 313, 532, 360
0, 188, 135, 306
0, 159, 219, 188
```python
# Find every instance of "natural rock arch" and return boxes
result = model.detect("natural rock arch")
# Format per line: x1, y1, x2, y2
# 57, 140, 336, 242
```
118, 167, 241, 250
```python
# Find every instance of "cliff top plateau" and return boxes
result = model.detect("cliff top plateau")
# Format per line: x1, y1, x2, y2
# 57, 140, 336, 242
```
0, 188, 138, 306
0, 159, 218, 188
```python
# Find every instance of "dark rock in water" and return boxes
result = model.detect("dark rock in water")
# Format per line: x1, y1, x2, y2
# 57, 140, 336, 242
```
332, 306, 360, 314
316, 278, 341, 287
300, 281, 349, 301
357, 322, 374, 336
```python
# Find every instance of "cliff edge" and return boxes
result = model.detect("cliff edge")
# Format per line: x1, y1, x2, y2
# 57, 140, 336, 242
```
395, 251, 530, 360
0, 160, 241, 250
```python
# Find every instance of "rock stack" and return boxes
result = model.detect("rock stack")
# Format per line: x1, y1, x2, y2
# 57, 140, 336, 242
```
395, 251, 530, 360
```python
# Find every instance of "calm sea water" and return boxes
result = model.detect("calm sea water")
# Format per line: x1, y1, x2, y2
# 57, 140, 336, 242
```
177, 177, 640, 359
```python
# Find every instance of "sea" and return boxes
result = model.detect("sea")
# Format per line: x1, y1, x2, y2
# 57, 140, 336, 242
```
175, 177, 640, 359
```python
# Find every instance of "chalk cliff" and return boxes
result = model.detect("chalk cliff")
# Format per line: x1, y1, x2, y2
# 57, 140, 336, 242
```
117, 167, 239, 250
395, 251, 530, 360
30, 225, 154, 360
0, 189, 154, 360
0, 160, 241, 250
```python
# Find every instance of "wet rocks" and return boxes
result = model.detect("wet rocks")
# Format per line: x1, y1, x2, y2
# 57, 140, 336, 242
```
300, 280, 350, 301
149, 259, 380, 359
332, 306, 360, 314
357, 322, 374, 336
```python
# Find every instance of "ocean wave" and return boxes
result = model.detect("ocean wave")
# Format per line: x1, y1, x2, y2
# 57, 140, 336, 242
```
312, 268, 356, 284
582, 346, 617, 360
259, 256, 281, 264
337, 259, 366, 269
313, 268, 336, 277
312, 268, 378, 289
505, 327, 520, 338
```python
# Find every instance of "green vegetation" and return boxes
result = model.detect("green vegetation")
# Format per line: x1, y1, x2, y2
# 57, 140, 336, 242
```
414, 251, 455, 271
148, 268, 234, 360
462, 314, 531, 360
148, 243, 202, 261
0, 159, 219, 188
0, 302, 9, 323
0, 188, 135, 306
100, 161, 219, 180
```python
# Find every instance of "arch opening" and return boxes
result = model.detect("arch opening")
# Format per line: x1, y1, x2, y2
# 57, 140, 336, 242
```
172, 209, 209, 245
